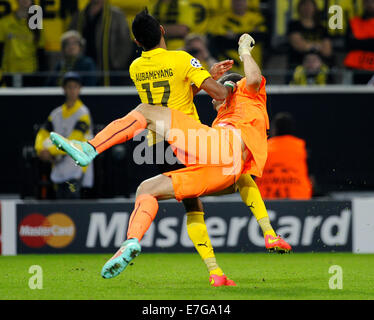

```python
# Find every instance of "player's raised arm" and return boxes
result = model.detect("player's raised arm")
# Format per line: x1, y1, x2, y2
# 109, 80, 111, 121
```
191, 60, 234, 97
200, 77, 232, 101
238, 34, 262, 93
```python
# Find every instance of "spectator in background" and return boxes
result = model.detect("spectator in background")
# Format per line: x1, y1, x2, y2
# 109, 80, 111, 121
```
0, 0, 46, 87
69, 0, 133, 86
183, 34, 218, 70
290, 50, 330, 85
207, 0, 268, 73
256, 112, 313, 200
151, 0, 194, 50
287, 0, 332, 79
47, 31, 97, 87
344, 0, 374, 84
35, 72, 94, 199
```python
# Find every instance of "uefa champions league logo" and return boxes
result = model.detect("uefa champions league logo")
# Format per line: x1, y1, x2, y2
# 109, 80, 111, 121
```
190, 58, 202, 68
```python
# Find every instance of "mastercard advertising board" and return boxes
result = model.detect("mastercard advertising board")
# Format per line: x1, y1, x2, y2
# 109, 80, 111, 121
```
16, 203, 86, 254
1, 199, 373, 255
18, 213, 76, 249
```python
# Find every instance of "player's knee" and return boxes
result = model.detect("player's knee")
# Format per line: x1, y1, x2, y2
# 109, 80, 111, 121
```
136, 180, 152, 198
135, 178, 164, 198
136, 103, 161, 116
135, 103, 156, 127
135, 103, 147, 112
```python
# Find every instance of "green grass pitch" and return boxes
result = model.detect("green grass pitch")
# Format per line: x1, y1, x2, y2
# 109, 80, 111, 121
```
1, 253, 373, 300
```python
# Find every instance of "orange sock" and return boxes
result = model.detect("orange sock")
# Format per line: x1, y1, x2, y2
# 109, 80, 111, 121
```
89, 110, 147, 154
127, 194, 159, 241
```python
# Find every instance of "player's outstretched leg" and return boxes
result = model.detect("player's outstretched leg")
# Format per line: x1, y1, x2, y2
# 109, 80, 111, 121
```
102, 193, 159, 279
101, 239, 141, 279
50, 105, 172, 167
50, 109, 148, 166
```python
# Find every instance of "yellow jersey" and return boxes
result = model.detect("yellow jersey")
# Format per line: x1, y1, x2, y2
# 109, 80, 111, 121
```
129, 47, 211, 145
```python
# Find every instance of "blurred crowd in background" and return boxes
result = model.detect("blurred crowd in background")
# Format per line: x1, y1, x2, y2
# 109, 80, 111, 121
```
0, 0, 373, 87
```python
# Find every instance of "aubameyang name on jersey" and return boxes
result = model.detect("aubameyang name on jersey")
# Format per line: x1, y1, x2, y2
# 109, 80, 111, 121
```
136, 68, 174, 82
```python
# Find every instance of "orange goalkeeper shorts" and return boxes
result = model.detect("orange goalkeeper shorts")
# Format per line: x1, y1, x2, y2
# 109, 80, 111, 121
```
164, 109, 243, 201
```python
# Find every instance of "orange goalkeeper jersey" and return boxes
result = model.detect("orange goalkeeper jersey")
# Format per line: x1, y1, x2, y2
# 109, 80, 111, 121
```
212, 76, 269, 177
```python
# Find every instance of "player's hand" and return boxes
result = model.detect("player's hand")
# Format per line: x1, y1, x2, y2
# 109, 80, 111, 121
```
210, 60, 234, 80
238, 33, 255, 61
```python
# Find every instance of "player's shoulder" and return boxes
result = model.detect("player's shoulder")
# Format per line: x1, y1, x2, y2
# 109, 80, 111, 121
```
169, 49, 190, 56
237, 76, 267, 98
129, 56, 142, 68
129, 56, 143, 74
171, 50, 204, 68
165, 49, 192, 61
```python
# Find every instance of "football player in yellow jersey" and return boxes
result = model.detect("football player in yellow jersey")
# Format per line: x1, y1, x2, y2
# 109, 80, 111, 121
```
129, 9, 238, 287
130, 9, 281, 286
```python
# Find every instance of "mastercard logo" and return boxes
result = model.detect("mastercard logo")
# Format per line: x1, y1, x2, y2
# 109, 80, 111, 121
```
19, 213, 76, 248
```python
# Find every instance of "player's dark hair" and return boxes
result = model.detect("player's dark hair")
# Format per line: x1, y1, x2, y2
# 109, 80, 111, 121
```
272, 112, 296, 136
218, 73, 244, 85
132, 8, 162, 51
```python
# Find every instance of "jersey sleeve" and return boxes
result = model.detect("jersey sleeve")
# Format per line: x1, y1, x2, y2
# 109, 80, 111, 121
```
179, 51, 211, 88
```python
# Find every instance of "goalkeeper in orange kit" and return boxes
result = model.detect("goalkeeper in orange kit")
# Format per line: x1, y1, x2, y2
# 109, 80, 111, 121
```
50, 31, 291, 284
